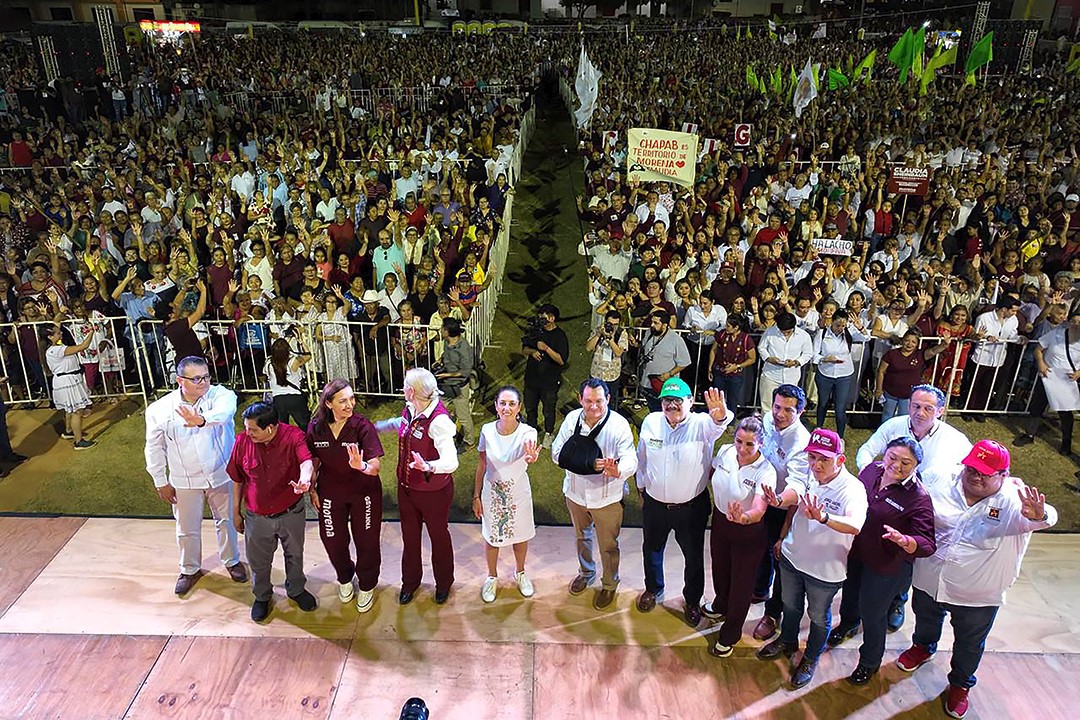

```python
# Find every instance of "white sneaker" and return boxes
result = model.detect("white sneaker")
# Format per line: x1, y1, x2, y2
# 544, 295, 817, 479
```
542, 433, 553, 449
516, 571, 535, 598
356, 588, 374, 613
338, 580, 355, 603
481, 576, 498, 603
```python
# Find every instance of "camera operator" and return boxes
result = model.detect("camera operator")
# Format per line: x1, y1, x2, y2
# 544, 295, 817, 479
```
522, 303, 569, 449
638, 309, 691, 412
586, 310, 628, 410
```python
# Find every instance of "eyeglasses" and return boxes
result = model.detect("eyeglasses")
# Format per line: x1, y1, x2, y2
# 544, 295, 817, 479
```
660, 398, 685, 408
179, 374, 211, 385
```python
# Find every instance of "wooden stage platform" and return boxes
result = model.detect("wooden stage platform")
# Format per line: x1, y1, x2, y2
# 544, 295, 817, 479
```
0, 516, 1077, 719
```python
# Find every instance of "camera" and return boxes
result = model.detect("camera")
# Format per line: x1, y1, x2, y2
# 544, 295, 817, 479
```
522, 315, 545, 347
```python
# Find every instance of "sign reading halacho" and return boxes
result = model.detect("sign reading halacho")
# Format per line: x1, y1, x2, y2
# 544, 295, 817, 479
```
888, 166, 930, 196
627, 127, 699, 188
812, 237, 854, 256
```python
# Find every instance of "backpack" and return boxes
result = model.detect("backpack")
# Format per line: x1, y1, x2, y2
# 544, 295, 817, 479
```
556, 410, 611, 476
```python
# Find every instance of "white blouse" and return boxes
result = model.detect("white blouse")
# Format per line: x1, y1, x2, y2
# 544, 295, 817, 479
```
711, 444, 777, 514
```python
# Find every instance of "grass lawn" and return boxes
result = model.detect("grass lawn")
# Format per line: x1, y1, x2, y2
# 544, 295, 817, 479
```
2, 105, 1078, 531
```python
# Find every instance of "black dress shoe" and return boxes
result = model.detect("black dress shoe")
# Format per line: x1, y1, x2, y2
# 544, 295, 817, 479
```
790, 658, 818, 689
399, 588, 416, 605
291, 590, 317, 612
827, 623, 860, 646
2, 452, 28, 463
251, 599, 271, 622
1014, 434, 1035, 446
434, 587, 451, 604
847, 665, 878, 686
684, 602, 702, 628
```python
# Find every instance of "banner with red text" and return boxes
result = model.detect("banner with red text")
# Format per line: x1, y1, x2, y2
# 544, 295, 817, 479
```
626, 127, 699, 188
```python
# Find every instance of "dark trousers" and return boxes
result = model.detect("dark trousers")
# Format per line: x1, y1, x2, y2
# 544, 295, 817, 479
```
754, 505, 788, 619
603, 379, 621, 411
273, 393, 311, 430
964, 363, 1001, 412
838, 558, 913, 670
641, 490, 711, 606
317, 488, 382, 591
0, 399, 13, 457
816, 371, 854, 437
524, 383, 559, 435
244, 500, 308, 603
912, 588, 999, 690
1024, 376, 1074, 451
710, 508, 768, 646
398, 480, 455, 593
711, 373, 746, 411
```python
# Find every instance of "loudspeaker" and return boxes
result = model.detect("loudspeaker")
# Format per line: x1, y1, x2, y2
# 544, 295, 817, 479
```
32, 23, 131, 82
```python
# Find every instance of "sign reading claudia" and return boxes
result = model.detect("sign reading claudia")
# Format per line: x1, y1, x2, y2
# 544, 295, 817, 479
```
627, 128, 698, 188
887, 166, 930, 196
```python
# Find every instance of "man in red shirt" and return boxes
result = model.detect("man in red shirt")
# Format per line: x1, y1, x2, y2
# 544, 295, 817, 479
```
229, 401, 316, 622
327, 207, 357, 254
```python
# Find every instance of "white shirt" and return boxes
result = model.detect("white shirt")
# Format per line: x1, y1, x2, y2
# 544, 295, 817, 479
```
552, 408, 638, 509
635, 202, 671, 230
913, 473, 1057, 607
758, 326, 814, 383
831, 277, 872, 306
762, 413, 810, 493
636, 409, 734, 503
682, 304, 727, 346
231, 171, 255, 202
855, 416, 972, 473
711, 445, 776, 512
782, 466, 869, 583
1038, 325, 1080, 371
970, 310, 1019, 367
579, 243, 632, 282
813, 328, 856, 378
145, 385, 238, 489
375, 401, 459, 475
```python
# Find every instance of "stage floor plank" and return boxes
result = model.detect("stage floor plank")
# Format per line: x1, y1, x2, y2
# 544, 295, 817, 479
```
0, 516, 85, 618
0, 633, 166, 720
126, 636, 349, 720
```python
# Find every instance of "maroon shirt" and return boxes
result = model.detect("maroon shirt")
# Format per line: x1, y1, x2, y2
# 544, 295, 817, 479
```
306, 414, 384, 500
851, 462, 936, 576
396, 401, 452, 492
228, 423, 312, 515
882, 348, 927, 399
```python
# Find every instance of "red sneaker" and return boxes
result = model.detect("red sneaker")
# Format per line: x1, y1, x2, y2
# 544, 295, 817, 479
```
896, 644, 935, 672
944, 685, 969, 719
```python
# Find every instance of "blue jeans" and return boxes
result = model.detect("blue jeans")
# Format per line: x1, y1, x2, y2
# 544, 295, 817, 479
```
779, 554, 843, 662
881, 392, 909, 423
711, 373, 745, 410
816, 371, 853, 437
911, 588, 999, 689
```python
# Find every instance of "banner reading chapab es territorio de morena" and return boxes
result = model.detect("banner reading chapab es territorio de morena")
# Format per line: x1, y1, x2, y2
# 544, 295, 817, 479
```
626, 127, 699, 188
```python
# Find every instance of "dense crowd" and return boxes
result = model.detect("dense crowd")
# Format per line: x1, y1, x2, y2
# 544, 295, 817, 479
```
570, 19, 1080, 451
0, 30, 551, 449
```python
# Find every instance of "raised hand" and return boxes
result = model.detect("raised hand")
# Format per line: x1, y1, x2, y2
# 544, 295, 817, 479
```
704, 387, 728, 421
726, 500, 746, 524
763, 484, 781, 507
346, 443, 366, 472
522, 439, 540, 464
882, 524, 914, 552
409, 451, 431, 472
601, 457, 620, 478
1018, 484, 1046, 521
802, 492, 826, 523
175, 405, 203, 427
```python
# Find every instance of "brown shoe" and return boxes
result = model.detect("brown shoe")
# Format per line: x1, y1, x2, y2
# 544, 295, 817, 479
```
226, 563, 248, 583
636, 590, 659, 612
175, 572, 201, 595
593, 588, 617, 610
752, 615, 779, 641
569, 575, 593, 596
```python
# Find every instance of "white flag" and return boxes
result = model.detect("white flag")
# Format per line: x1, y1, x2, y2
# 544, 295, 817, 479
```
681, 122, 699, 135
812, 23, 827, 40
768, 20, 777, 32
793, 59, 819, 118
574, 43, 602, 130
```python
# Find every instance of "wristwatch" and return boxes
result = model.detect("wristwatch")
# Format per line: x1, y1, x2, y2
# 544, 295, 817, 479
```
819, 511, 830, 525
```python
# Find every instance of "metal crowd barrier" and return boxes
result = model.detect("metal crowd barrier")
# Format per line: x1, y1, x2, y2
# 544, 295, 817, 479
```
0, 317, 147, 408
608, 324, 1033, 420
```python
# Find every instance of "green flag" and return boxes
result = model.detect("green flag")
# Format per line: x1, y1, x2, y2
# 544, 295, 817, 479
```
853, 49, 877, 82
746, 25, 753, 40
736, 24, 742, 41
911, 26, 926, 83
771, 67, 783, 97
844, 53, 854, 78
746, 65, 759, 91
827, 68, 850, 90
1068, 55, 1080, 76
919, 43, 957, 95
888, 29, 913, 69
965, 32, 994, 76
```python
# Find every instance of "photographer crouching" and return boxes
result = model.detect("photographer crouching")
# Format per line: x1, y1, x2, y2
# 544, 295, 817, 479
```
521, 304, 569, 449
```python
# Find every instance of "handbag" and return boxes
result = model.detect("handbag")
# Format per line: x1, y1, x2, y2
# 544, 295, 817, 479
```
556, 409, 612, 476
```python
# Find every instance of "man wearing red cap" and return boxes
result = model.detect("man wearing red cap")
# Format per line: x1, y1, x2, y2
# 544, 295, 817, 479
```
756, 427, 868, 690
896, 439, 1057, 719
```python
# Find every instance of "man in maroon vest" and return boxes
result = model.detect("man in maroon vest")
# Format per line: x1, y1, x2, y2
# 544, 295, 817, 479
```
377, 367, 460, 605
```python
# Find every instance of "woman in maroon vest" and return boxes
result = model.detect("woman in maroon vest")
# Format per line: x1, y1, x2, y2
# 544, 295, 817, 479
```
306, 380, 384, 613
376, 367, 460, 605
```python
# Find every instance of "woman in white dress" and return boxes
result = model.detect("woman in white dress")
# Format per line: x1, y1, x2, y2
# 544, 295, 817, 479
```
42, 324, 96, 449
314, 293, 357, 382
472, 386, 541, 603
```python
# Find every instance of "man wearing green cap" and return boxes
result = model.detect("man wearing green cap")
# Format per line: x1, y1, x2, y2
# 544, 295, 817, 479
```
635, 380, 733, 627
